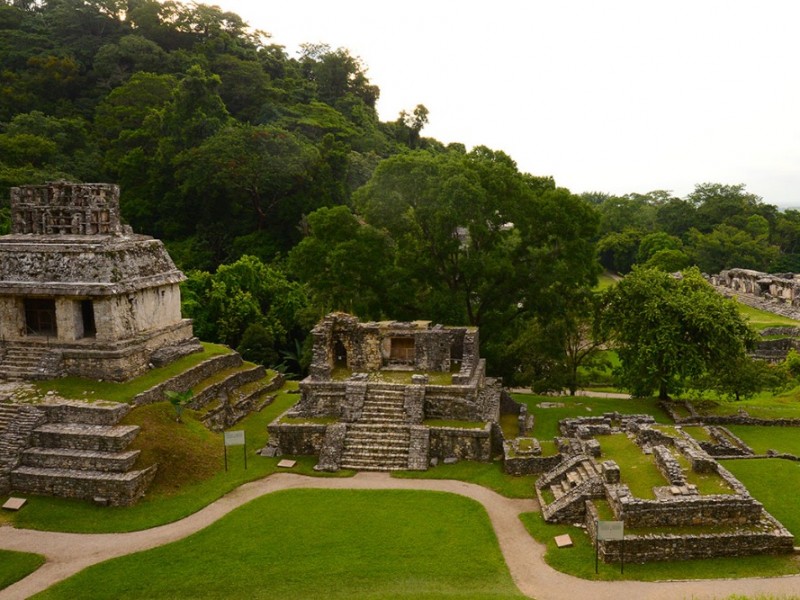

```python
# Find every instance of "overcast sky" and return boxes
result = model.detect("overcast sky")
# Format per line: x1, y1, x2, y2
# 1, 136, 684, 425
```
212, 0, 800, 207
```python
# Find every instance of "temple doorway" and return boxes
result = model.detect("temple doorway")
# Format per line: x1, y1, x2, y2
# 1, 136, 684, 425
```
24, 298, 57, 336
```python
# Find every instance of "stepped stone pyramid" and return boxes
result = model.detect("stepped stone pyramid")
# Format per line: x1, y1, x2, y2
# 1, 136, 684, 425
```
267, 312, 501, 471
0, 181, 199, 382
1, 399, 154, 506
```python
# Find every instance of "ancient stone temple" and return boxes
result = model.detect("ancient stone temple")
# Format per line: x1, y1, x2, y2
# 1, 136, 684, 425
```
267, 312, 502, 471
0, 182, 198, 381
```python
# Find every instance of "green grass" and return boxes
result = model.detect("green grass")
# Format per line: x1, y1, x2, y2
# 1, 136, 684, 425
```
512, 393, 671, 441
0, 549, 45, 592
594, 271, 619, 291
521, 512, 800, 581
685, 389, 800, 420
682, 425, 712, 442
735, 301, 800, 331
33, 343, 233, 402
723, 458, 800, 543
0, 383, 351, 533
726, 425, 800, 455
596, 434, 666, 498
32, 489, 525, 600
393, 460, 535, 499
674, 453, 735, 495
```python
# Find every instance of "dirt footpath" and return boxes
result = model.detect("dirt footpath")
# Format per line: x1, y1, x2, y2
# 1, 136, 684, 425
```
1, 472, 799, 600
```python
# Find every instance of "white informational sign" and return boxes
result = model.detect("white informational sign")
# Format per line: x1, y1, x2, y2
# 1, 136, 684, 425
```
597, 520, 624, 541
224, 430, 245, 447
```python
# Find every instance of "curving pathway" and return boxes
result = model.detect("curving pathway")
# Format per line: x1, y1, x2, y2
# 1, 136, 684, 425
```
1, 472, 800, 600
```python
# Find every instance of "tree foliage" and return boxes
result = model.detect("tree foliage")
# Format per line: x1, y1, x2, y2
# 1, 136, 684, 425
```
602, 267, 758, 399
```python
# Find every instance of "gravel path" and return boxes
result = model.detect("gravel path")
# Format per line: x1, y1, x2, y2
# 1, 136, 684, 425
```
1, 472, 799, 600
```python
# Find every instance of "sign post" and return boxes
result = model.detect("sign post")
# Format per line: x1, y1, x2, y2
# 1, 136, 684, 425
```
596, 520, 624, 574
223, 430, 246, 471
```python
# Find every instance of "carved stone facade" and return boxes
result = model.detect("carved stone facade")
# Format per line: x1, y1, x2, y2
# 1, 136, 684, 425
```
0, 182, 198, 381
268, 312, 501, 471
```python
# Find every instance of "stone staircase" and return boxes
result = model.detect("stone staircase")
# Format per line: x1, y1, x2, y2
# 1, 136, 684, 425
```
0, 345, 62, 380
339, 387, 412, 471
536, 454, 605, 523
9, 400, 156, 506
0, 403, 47, 495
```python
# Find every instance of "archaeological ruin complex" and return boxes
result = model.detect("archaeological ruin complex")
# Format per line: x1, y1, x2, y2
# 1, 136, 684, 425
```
0, 182, 199, 381
266, 312, 502, 471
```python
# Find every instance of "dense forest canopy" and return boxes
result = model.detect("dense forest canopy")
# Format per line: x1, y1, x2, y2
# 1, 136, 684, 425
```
0, 0, 792, 389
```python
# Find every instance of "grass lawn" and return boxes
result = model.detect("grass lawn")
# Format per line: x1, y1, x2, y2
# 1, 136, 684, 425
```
596, 434, 666, 499
520, 512, 800, 581
32, 489, 525, 600
722, 458, 800, 543
685, 389, 800, 420
736, 302, 800, 331
393, 460, 535, 499
32, 343, 232, 403
726, 425, 800, 455
0, 550, 45, 592
0, 383, 352, 533
511, 393, 671, 440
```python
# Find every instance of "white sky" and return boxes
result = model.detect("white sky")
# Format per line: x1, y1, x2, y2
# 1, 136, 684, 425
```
212, 0, 800, 207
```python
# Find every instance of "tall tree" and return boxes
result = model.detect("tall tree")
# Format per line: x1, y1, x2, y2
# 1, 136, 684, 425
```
349, 147, 600, 378
602, 266, 758, 399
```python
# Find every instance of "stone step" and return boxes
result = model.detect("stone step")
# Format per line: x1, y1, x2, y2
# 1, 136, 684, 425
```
10, 465, 156, 506
361, 407, 405, 414
21, 447, 140, 472
347, 431, 411, 444
550, 483, 564, 500
341, 452, 409, 464
338, 460, 408, 471
344, 441, 410, 452
31, 423, 140, 452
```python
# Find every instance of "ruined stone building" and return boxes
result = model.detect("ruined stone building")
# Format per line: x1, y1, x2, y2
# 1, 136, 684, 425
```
268, 312, 501, 471
0, 182, 198, 381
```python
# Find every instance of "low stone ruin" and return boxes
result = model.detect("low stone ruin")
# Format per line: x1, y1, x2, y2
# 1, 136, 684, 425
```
266, 312, 501, 471
531, 415, 794, 563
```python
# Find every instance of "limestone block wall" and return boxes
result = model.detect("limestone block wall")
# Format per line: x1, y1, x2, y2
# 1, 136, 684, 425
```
586, 502, 793, 563
60, 320, 195, 381
131, 350, 241, 405
294, 381, 348, 418
608, 487, 763, 528
267, 422, 328, 455
97, 284, 182, 342
424, 386, 480, 421
428, 424, 492, 461
10, 464, 157, 507
0, 296, 24, 339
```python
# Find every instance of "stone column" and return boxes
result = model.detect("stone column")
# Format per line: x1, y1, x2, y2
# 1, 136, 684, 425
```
0, 297, 25, 340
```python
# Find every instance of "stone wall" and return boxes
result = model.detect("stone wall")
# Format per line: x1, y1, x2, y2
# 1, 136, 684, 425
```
710, 268, 800, 319
586, 502, 794, 563
267, 422, 328, 455
36, 400, 130, 425
428, 424, 492, 461
607, 486, 763, 528
503, 445, 563, 475
10, 464, 157, 507
306, 312, 480, 379
132, 351, 242, 405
